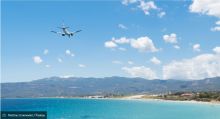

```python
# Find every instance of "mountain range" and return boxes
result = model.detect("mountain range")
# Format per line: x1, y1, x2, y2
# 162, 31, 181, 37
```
1, 76, 220, 98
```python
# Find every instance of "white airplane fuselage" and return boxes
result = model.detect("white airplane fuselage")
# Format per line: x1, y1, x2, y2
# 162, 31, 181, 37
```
51, 25, 81, 38
62, 28, 70, 35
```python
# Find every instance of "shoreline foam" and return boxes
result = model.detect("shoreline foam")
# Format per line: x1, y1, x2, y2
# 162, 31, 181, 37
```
2, 96, 220, 105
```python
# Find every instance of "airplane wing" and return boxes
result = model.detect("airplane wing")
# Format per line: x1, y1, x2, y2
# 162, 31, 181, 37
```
51, 31, 66, 36
75, 30, 82, 33
71, 30, 82, 34
51, 31, 62, 34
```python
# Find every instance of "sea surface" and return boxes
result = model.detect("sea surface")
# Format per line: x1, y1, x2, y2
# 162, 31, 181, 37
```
1, 98, 220, 119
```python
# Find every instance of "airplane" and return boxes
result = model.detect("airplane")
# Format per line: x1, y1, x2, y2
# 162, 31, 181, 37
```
51, 24, 82, 38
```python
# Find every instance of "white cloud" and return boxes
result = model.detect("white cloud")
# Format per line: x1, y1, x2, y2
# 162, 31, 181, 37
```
138, 1, 158, 15
211, 20, 220, 31
112, 60, 123, 64
128, 61, 134, 65
193, 44, 201, 52
105, 36, 158, 53
60, 75, 74, 79
189, 1, 220, 31
216, 20, 220, 25
112, 37, 130, 44
45, 65, 51, 68
122, 66, 157, 79
118, 47, 127, 51
174, 45, 180, 49
58, 58, 63, 63
122, 0, 137, 5
104, 41, 118, 48
122, 0, 165, 17
158, 11, 166, 18
189, 0, 220, 18
163, 33, 178, 44
211, 26, 220, 31
78, 64, 86, 68
118, 24, 128, 30
65, 50, 71, 55
163, 53, 220, 80
33, 56, 43, 64
130, 36, 159, 52
65, 49, 75, 57
43, 49, 49, 55
150, 57, 161, 65
213, 46, 220, 54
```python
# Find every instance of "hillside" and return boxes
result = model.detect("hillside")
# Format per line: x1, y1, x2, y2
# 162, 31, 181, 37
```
1, 77, 220, 98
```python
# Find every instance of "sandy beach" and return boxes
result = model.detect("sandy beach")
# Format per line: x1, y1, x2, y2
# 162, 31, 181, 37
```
117, 95, 220, 105
6, 94, 220, 105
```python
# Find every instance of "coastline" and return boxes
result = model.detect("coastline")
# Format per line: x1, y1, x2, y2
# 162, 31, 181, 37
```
111, 95, 220, 105
2, 95, 220, 105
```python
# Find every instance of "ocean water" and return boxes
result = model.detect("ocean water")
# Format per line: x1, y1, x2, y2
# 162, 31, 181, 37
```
1, 98, 220, 119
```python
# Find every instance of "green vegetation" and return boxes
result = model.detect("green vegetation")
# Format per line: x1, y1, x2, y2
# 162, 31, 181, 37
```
157, 92, 220, 102
1, 77, 220, 98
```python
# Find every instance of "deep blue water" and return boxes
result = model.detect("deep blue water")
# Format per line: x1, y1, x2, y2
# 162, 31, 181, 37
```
1, 98, 220, 119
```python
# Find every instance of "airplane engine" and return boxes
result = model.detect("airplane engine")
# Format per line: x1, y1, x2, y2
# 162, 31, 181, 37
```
70, 33, 73, 36
62, 34, 65, 36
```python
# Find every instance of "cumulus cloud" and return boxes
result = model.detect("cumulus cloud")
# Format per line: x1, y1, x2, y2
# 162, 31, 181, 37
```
158, 11, 166, 18
105, 36, 158, 52
45, 65, 51, 68
150, 57, 161, 65
122, 66, 157, 79
43, 49, 49, 55
130, 36, 159, 52
104, 41, 118, 48
122, 0, 165, 17
211, 26, 220, 31
118, 47, 127, 51
163, 53, 220, 80
122, 0, 137, 5
112, 60, 123, 64
213, 46, 220, 54
216, 20, 220, 25
163, 33, 178, 44
65, 49, 75, 57
33, 56, 43, 64
193, 44, 201, 52
60, 75, 74, 79
112, 37, 130, 44
118, 24, 128, 30
189, 0, 220, 31
173, 45, 180, 49
78, 64, 86, 68
138, 1, 158, 15
211, 20, 220, 31
128, 61, 134, 65
189, 0, 220, 18
66, 50, 71, 55
58, 58, 63, 63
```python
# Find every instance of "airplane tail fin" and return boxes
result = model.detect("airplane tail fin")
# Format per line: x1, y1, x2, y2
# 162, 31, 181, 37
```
57, 26, 69, 29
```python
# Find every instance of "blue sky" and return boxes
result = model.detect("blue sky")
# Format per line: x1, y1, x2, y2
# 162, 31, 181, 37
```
2, 0, 220, 82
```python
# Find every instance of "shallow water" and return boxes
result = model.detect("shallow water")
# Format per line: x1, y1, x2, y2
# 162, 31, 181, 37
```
2, 98, 220, 119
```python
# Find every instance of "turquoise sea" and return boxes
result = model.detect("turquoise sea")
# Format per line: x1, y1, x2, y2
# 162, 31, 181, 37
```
1, 98, 220, 119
